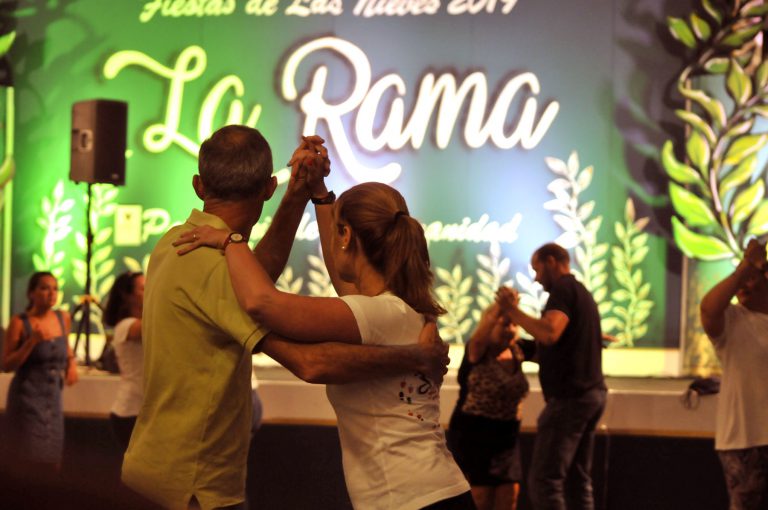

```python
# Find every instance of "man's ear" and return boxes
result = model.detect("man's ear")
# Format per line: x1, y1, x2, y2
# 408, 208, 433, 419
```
263, 176, 278, 201
192, 175, 205, 200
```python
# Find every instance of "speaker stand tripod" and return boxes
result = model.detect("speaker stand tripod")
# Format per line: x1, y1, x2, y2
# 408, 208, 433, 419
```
72, 183, 98, 366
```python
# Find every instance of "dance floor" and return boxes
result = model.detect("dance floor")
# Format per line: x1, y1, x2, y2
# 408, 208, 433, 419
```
0, 365, 726, 510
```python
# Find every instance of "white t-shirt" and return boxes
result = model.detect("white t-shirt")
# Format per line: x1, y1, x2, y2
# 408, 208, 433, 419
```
711, 304, 768, 450
327, 293, 469, 510
111, 317, 144, 417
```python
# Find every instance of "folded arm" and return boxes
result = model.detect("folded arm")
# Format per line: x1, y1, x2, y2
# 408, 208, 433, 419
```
258, 322, 449, 384
2, 316, 38, 371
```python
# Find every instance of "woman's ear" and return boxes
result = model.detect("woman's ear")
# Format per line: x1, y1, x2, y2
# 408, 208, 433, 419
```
341, 225, 353, 248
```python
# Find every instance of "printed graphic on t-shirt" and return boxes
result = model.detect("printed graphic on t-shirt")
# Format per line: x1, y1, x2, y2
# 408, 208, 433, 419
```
398, 372, 440, 428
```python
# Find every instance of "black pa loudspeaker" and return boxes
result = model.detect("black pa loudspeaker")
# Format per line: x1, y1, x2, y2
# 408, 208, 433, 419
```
70, 99, 127, 185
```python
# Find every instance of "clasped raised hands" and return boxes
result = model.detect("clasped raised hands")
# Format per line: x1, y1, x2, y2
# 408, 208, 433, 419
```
495, 286, 521, 314
286, 135, 331, 201
743, 239, 767, 272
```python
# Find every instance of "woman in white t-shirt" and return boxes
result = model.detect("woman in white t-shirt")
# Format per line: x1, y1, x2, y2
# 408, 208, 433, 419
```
177, 168, 474, 509
103, 271, 145, 454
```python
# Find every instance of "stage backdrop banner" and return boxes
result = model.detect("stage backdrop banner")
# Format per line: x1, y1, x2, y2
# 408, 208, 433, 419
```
6, 0, 732, 375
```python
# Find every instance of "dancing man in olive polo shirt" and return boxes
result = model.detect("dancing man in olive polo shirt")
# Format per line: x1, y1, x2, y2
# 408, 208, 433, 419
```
122, 126, 447, 510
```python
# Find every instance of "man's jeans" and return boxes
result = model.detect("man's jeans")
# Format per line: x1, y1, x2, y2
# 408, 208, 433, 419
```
528, 387, 607, 510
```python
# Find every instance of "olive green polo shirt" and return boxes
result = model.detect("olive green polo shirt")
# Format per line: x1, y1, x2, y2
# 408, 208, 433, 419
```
122, 209, 267, 510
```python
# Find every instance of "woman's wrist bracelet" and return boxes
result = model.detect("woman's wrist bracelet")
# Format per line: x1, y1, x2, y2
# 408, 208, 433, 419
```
311, 190, 335, 205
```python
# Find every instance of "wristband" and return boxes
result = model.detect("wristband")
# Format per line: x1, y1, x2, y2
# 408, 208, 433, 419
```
311, 190, 335, 205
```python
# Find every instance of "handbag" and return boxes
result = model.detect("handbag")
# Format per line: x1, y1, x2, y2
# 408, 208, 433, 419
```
681, 376, 720, 409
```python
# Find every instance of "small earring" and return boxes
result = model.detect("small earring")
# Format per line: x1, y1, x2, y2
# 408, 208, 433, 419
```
341, 245, 347, 250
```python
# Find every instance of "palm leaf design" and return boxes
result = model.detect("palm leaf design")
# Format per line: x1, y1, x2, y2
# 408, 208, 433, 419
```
544, 152, 613, 329
607, 199, 654, 346
33, 180, 74, 297
472, 241, 513, 322
435, 264, 474, 344
664, 0, 768, 260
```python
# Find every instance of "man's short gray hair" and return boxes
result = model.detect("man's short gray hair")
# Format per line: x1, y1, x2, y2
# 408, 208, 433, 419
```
198, 125, 273, 200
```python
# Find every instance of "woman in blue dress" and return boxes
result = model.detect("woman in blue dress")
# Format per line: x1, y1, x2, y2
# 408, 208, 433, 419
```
3, 271, 79, 471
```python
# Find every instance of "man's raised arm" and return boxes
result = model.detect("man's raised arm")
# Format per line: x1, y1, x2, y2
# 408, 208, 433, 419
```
254, 136, 330, 280
701, 240, 766, 338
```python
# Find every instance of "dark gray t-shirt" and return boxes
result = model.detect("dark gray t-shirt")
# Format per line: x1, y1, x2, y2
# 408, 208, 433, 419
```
539, 274, 605, 400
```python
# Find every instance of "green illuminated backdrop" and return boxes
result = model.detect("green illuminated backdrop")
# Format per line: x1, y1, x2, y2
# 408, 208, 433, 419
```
5, 0, 755, 375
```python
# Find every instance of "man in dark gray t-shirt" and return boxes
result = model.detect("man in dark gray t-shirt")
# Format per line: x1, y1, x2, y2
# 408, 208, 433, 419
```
499, 242, 606, 510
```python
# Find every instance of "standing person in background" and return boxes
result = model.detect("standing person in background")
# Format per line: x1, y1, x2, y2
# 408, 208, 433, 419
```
448, 300, 529, 510
103, 271, 145, 455
497, 243, 606, 510
2, 271, 78, 473
700, 239, 768, 510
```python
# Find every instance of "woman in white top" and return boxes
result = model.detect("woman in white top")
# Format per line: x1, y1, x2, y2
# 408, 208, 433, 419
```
176, 140, 474, 510
103, 271, 145, 454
